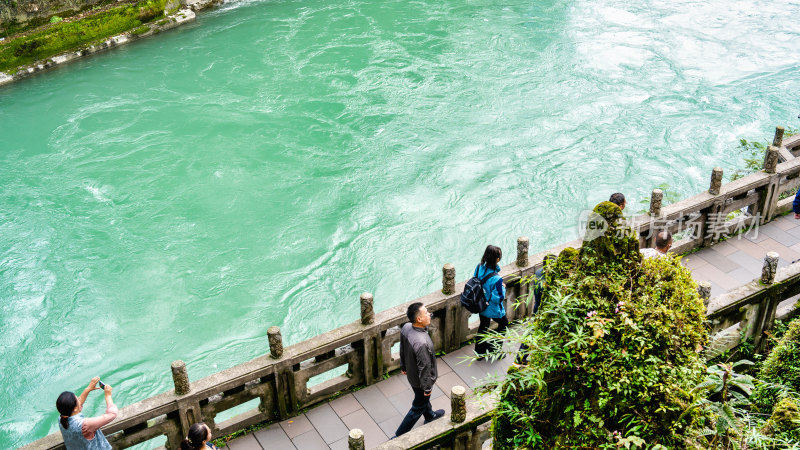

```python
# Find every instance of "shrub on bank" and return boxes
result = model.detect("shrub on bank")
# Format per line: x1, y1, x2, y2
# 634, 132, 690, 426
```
0, 0, 167, 72
485, 201, 709, 448
752, 318, 800, 415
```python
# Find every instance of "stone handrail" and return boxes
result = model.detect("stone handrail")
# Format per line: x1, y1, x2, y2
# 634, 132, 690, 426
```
379, 259, 800, 450
21, 127, 800, 449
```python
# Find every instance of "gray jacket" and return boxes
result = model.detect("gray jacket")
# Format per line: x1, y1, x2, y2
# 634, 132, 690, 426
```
399, 322, 438, 393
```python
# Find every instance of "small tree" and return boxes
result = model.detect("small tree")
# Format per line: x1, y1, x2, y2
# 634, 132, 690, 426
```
483, 201, 709, 448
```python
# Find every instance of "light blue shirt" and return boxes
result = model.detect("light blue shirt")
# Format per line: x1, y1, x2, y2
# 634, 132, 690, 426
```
474, 264, 506, 319
59, 414, 111, 450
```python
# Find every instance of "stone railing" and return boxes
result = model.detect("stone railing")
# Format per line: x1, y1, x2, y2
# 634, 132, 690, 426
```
375, 258, 800, 450
22, 127, 800, 450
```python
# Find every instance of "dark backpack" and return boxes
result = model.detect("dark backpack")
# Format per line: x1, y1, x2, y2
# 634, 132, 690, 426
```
460, 271, 497, 314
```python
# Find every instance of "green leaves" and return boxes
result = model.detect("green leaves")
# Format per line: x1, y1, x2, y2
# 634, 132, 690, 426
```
488, 204, 709, 448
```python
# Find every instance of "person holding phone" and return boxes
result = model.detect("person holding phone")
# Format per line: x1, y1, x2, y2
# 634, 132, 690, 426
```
56, 376, 118, 450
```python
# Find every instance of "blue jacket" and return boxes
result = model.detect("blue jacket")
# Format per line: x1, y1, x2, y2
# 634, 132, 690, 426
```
794, 189, 800, 215
474, 264, 506, 319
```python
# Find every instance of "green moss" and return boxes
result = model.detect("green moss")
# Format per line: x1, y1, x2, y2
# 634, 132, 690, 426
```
760, 318, 800, 388
762, 397, 800, 441
488, 201, 708, 449
752, 318, 800, 413
0, 0, 167, 72
131, 25, 150, 35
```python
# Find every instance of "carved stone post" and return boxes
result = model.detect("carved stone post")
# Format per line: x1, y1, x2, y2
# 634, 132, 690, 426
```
360, 292, 374, 325
708, 167, 723, 195
171, 360, 190, 396
761, 252, 779, 284
451, 385, 467, 423
348, 429, 365, 450
517, 236, 529, 267
442, 263, 456, 295
268, 326, 283, 358
697, 281, 712, 308
649, 189, 663, 216
764, 146, 779, 173
773, 126, 785, 148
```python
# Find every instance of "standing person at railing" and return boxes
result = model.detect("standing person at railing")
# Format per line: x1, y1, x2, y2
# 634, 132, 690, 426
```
392, 302, 445, 438
474, 245, 508, 359
55, 377, 118, 450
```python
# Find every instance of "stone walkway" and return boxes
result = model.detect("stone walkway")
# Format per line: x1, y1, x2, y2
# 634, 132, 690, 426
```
682, 213, 800, 298
221, 214, 800, 450
222, 344, 510, 450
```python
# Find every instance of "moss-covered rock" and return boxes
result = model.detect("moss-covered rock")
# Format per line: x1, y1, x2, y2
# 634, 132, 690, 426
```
752, 318, 800, 414
489, 201, 708, 448
760, 318, 800, 390
762, 397, 800, 441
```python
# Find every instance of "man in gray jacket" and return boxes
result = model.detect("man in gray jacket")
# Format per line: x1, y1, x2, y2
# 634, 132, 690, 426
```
394, 302, 445, 437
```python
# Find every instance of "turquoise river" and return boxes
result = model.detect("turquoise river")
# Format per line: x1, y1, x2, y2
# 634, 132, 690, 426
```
1, 0, 799, 446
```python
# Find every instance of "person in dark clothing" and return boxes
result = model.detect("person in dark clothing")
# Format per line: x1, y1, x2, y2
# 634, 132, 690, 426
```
474, 245, 508, 358
794, 189, 800, 220
609, 192, 626, 212
394, 302, 445, 437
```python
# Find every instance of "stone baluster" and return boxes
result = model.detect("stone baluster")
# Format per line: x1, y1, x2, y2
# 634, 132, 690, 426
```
708, 167, 723, 195
764, 146, 779, 173
360, 292, 374, 325
268, 326, 283, 358
649, 189, 663, 216
773, 126, 785, 148
697, 281, 712, 308
451, 385, 467, 423
442, 263, 456, 295
761, 252, 779, 284
348, 429, 365, 450
171, 360, 191, 396
517, 236, 529, 267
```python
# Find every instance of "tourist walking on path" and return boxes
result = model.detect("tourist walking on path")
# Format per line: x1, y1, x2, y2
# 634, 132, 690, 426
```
474, 245, 508, 359
181, 423, 218, 450
394, 302, 444, 437
56, 377, 118, 450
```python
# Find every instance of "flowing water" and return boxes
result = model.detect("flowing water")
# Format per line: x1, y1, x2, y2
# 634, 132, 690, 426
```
1, 0, 799, 446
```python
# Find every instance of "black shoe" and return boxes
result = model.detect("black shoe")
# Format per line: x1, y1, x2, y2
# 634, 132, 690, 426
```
424, 409, 445, 424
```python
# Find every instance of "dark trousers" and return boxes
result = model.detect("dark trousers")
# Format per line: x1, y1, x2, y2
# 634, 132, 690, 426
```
475, 315, 509, 355
395, 387, 435, 436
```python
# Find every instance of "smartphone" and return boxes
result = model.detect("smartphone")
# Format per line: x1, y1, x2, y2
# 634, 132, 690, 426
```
98, 381, 106, 389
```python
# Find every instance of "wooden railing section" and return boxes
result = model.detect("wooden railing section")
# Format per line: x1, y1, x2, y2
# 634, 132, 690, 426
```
22, 128, 800, 450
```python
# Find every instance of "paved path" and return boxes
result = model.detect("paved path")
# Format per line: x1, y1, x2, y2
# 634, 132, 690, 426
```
682, 213, 800, 298
222, 344, 510, 450
222, 215, 800, 450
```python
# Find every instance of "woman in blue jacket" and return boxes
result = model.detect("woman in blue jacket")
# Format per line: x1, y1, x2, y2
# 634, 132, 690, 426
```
474, 245, 508, 358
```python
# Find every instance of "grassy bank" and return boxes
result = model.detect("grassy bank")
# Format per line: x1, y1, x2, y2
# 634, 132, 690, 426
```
0, 0, 168, 73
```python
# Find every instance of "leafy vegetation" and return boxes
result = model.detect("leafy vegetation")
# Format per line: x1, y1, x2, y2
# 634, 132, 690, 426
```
751, 319, 800, 417
730, 128, 798, 181
0, 0, 166, 72
637, 182, 682, 214
480, 201, 800, 448
483, 201, 709, 448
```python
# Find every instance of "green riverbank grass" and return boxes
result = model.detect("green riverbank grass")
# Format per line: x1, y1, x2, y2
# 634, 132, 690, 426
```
0, 0, 167, 73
